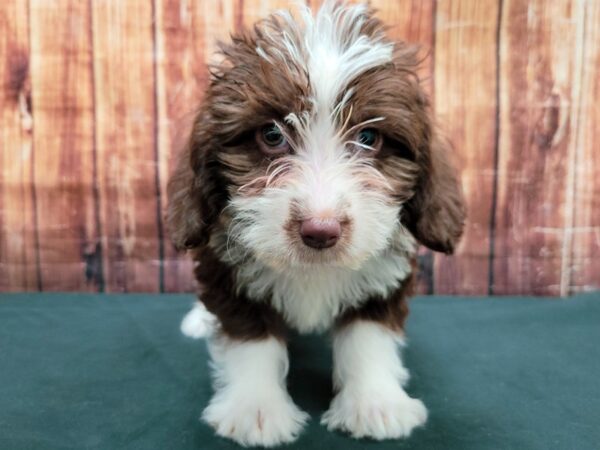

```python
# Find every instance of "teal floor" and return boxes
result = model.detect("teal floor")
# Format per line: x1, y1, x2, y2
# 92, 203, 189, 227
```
1, 293, 599, 450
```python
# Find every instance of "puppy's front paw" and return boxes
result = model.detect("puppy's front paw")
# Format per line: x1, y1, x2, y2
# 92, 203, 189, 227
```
202, 389, 309, 447
321, 387, 427, 440
180, 302, 215, 339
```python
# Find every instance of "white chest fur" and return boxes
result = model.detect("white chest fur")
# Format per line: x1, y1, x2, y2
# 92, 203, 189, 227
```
235, 250, 413, 333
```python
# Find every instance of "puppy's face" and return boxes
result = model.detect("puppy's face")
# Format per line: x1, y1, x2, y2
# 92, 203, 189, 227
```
168, 3, 466, 270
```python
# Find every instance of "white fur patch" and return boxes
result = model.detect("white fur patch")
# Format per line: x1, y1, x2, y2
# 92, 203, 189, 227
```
258, 1, 393, 110
235, 241, 414, 333
203, 336, 308, 447
301, 2, 393, 111
322, 321, 427, 439
180, 302, 216, 339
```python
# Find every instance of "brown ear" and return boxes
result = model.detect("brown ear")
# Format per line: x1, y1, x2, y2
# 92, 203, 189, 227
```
402, 130, 466, 254
166, 112, 225, 250
166, 143, 205, 250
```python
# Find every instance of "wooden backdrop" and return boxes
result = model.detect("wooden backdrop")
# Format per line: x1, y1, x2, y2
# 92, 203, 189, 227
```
1, 0, 599, 295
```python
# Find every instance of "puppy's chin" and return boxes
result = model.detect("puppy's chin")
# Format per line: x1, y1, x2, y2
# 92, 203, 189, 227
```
253, 245, 370, 272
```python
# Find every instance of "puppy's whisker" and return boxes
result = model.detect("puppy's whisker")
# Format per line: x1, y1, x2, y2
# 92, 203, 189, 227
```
345, 140, 376, 152
331, 102, 355, 143
273, 120, 299, 150
342, 116, 385, 140
331, 89, 354, 124
285, 111, 312, 144
238, 179, 263, 193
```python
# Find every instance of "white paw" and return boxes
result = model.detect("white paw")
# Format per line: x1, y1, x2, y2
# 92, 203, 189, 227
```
180, 302, 216, 339
202, 389, 309, 447
321, 387, 427, 440
397, 365, 410, 387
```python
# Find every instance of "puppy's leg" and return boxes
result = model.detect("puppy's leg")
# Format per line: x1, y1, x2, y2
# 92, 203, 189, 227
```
203, 334, 309, 447
322, 320, 427, 439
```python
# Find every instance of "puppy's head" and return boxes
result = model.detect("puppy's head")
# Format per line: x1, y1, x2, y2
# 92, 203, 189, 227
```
167, 2, 465, 270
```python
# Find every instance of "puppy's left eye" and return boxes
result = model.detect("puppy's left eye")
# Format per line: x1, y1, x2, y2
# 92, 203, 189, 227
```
355, 128, 382, 153
256, 123, 290, 156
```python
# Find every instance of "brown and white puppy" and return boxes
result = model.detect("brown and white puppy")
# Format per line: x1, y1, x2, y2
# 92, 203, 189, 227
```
168, 1, 465, 446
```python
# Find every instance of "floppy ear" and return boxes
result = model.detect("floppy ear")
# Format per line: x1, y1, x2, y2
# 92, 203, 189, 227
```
402, 129, 466, 254
166, 113, 223, 250
166, 143, 205, 250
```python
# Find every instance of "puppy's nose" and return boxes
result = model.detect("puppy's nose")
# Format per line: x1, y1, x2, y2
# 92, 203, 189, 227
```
300, 218, 341, 249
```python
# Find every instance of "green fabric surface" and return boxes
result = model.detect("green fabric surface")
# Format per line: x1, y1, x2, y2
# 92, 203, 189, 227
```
0, 293, 598, 450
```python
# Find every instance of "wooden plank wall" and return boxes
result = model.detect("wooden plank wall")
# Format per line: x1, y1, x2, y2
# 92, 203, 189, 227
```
0, 0, 598, 295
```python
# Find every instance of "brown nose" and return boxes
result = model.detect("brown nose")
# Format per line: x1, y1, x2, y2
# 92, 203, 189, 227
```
300, 218, 341, 249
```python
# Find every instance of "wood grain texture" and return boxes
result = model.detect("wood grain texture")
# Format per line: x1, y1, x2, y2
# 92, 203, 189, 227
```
0, 0, 39, 291
493, 0, 580, 295
1, 0, 599, 295
241, 0, 295, 26
29, 0, 101, 291
433, 0, 500, 294
92, 0, 161, 292
569, 0, 600, 294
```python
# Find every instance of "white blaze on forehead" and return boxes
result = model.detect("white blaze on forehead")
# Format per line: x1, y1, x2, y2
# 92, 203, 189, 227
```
256, 1, 394, 111
298, 1, 393, 110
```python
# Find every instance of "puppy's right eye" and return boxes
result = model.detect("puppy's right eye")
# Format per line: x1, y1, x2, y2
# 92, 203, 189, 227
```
357, 128, 379, 147
351, 127, 383, 155
256, 123, 290, 156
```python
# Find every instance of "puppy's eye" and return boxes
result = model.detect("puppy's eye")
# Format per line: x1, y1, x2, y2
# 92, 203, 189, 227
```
358, 128, 377, 146
262, 124, 284, 146
256, 123, 289, 155
354, 128, 382, 153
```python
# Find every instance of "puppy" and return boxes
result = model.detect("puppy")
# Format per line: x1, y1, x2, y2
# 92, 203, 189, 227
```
168, 1, 465, 446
